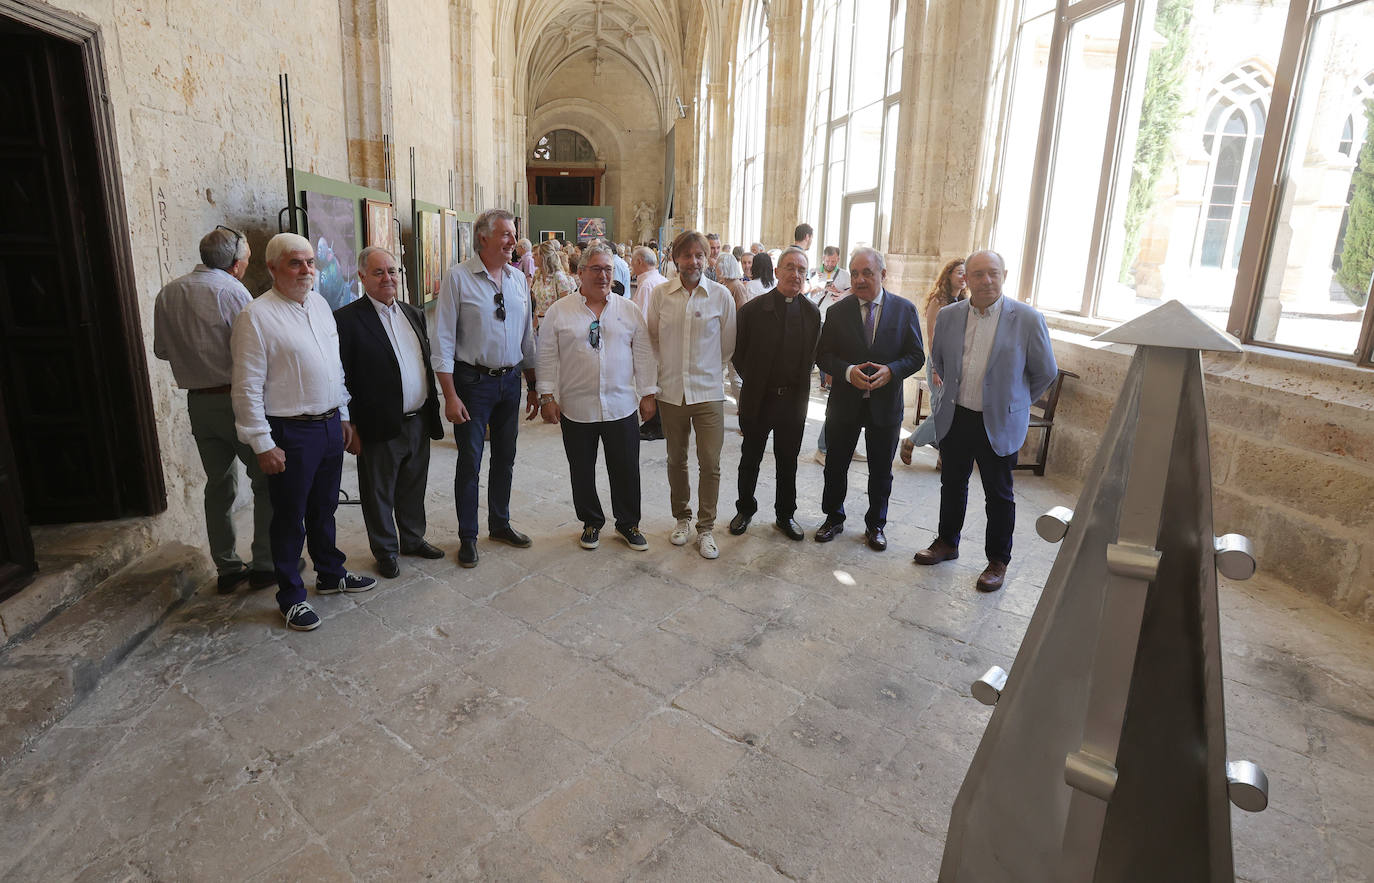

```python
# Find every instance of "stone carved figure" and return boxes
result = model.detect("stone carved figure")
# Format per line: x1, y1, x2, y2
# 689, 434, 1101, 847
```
632, 201, 657, 245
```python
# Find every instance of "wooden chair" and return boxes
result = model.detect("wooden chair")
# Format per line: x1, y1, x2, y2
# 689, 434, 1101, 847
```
1014, 368, 1078, 476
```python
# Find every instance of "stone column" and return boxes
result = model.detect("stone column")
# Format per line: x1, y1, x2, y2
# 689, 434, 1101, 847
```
886, 0, 1002, 293
703, 81, 731, 237
450, 0, 477, 211
338, 0, 393, 192
760, 0, 809, 246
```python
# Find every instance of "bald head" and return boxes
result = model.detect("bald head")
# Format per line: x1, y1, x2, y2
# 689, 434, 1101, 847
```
965, 250, 1007, 308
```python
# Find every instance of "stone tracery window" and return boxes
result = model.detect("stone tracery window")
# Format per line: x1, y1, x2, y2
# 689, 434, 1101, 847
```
1195, 64, 1271, 271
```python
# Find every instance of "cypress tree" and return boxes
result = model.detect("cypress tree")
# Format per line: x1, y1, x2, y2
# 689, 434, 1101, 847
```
1337, 99, 1374, 307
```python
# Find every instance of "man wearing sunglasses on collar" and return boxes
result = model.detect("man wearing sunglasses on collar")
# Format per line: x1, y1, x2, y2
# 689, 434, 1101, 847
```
431, 208, 539, 568
535, 244, 658, 552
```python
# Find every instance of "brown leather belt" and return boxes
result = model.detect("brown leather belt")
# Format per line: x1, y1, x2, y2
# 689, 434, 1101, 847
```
188, 384, 232, 395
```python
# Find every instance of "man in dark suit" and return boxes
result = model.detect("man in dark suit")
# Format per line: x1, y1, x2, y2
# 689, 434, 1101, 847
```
814, 247, 924, 550
729, 247, 822, 541
336, 247, 445, 578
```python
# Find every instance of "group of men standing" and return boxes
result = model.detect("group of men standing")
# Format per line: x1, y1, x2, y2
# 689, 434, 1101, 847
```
155, 212, 1056, 633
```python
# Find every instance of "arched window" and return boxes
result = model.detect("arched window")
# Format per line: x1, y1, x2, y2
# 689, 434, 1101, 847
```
1337, 72, 1374, 157
729, 1, 769, 246
532, 129, 596, 163
1194, 63, 1271, 270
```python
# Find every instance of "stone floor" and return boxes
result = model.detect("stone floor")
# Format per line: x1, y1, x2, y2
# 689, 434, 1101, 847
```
1, 395, 1371, 882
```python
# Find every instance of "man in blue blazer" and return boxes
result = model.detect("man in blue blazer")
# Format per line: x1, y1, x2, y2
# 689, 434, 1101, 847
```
814, 248, 925, 550
913, 250, 1058, 591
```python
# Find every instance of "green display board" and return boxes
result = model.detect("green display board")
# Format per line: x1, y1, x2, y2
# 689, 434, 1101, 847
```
528, 205, 617, 243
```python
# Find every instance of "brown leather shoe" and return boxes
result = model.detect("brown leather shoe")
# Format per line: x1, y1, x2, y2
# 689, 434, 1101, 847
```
976, 560, 1008, 592
912, 538, 959, 565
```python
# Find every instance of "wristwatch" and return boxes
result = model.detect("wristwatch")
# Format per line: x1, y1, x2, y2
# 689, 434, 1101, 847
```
539, 394, 555, 405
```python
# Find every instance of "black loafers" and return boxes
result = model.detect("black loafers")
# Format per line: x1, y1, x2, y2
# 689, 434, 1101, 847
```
489, 525, 532, 548
774, 517, 805, 541
728, 512, 751, 536
814, 517, 844, 543
457, 539, 479, 568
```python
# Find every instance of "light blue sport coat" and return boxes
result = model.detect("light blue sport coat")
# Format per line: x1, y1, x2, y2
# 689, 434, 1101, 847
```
928, 296, 1059, 457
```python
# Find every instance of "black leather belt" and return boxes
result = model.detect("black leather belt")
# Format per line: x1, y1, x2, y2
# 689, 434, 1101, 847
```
188, 384, 232, 395
402, 411, 419, 419
770, 385, 796, 396
281, 408, 338, 421
460, 362, 515, 377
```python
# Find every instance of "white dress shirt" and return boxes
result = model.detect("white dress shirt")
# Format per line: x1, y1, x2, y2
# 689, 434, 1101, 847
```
647, 275, 737, 406
430, 255, 535, 373
153, 265, 251, 389
633, 268, 666, 316
231, 288, 350, 454
369, 295, 427, 414
956, 295, 1005, 412
535, 292, 658, 423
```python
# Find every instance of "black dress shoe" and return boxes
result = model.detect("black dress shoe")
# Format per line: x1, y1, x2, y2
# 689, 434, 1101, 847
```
774, 517, 805, 541
247, 569, 277, 590
376, 556, 400, 578
216, 567, 250, 594
814, 517, 844, 543
457, 539, 479, 568
401, 541, 445, 559
865, 527, 887, 551
489, 525, 532, 548
728, 512, 751, 536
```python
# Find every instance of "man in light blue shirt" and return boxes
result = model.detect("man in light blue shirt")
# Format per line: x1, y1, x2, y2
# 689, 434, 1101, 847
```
430, 209, 539, 568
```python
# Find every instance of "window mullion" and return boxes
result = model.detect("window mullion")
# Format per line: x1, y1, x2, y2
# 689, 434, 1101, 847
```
1019, 2, 1074, 303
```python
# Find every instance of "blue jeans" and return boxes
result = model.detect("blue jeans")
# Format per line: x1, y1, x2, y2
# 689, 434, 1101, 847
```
266, 414, 347, 610
452, 368, 521, 539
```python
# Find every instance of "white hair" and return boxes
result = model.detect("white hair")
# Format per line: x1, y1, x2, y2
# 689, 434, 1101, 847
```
265, 232, 312, 265
357, 246, 397, 270
714, 252, 743, 280
850, 246, 886, 272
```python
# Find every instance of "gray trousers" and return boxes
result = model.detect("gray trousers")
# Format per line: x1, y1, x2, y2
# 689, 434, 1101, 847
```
357, 414, 432, 559
187, 392, 273, 575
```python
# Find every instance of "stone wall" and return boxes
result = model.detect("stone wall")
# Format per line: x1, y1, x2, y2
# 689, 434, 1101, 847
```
1044, 333, 1374, 622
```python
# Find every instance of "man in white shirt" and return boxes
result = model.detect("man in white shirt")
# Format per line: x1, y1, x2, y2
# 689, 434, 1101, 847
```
647, 230, 737, 559
231, 233, 376, 631
335, 247, 445, 579
154, 226, 274, 593
430, 209, 540, 568
537, 245, 658, 552
913, 249, 1058, 592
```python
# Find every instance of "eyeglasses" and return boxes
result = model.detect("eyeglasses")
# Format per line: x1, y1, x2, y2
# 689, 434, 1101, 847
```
216, 225, 245, 261
583, 265, 614, 277
588, 320, 601, 350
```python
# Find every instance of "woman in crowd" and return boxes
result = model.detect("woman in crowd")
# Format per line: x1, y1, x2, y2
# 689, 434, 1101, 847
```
532, 240, 578, 332
742, 252, 774, 301
900, 257, 967, 465
715, 252, 749, 402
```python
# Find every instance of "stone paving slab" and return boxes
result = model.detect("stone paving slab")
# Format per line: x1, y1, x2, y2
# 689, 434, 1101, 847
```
0, 398, 1370, 881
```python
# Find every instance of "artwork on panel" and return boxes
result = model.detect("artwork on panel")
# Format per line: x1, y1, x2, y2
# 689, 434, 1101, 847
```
441, 209, 459, 274
303, 190, 360, 311
539, 230, 566, 243
576, 217, 607, 241
364, 199, 394, 253
418, 210, 443, 304
457, 221, 473, 264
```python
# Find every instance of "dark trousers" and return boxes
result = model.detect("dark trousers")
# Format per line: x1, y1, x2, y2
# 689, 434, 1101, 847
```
938, 405, 1017, 564
357, 413, 431, 560
266, 414, 347, 611
453, 370, 520, 540
736, 389, 807, 519
560, 413, 641, 530
820, 400, 901, 529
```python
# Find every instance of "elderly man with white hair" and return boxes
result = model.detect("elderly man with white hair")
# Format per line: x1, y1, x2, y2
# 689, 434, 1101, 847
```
231, 232, 376, 631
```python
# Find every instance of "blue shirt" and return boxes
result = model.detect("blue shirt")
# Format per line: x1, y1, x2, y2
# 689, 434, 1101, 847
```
430, 255, 535, 373
612, 254, 632, 298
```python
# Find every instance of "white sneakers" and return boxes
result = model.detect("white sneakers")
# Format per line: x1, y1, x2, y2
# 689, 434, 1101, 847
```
670, 519, 693, 545
697, 531, 719, 559
670, 520, 719, 559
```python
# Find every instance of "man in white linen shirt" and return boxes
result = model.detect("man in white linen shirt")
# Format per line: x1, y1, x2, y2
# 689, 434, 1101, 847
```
154, 225, 274, 593
430, 208, 539, 569
231, 232, 376, 632
912, 249, 1058, 593
335, 247, 446, 580
646, 230, 737, 559
537, 244, 658, 552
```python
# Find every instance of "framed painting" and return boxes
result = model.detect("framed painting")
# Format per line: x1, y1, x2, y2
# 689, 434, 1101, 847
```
417, 210, 443, 304
539, 230, 565, 243
576, 217, 606, 240
441, 209, 458, 273
457, 220, 473, 264
364, 199, 394, 252
303, 190, 360, 310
